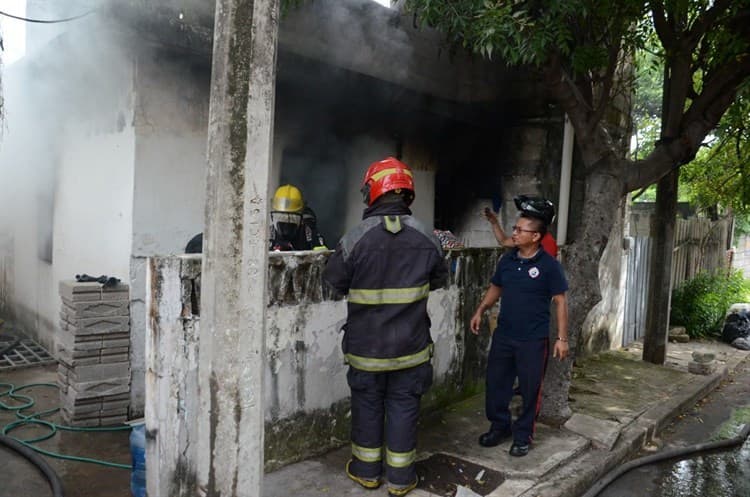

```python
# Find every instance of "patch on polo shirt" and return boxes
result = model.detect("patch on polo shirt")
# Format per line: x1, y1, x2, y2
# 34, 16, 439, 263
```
528, 266, 540, 279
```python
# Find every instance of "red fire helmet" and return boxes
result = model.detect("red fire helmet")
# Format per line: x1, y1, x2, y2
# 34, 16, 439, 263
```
361, 157, 415, 206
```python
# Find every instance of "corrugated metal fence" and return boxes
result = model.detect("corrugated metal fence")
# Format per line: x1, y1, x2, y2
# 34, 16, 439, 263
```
623, 216, 731, 346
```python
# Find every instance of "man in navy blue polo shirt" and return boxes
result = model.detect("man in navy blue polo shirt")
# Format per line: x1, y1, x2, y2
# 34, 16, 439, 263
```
470, 212, 569, 457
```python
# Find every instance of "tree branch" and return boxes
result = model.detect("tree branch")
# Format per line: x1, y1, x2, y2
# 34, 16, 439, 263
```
685, 0, 733, 51
682, 55, 750, 145
652, 1, 676, 52
590, 41, 624, 132
625, 55, 750, 192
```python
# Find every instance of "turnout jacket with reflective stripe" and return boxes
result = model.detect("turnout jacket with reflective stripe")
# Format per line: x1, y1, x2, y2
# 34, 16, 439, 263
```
323, 201, 449, 371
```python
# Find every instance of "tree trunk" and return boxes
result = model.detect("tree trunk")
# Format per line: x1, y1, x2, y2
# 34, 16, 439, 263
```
540, 167, 624, 425
642, 169, 679, 364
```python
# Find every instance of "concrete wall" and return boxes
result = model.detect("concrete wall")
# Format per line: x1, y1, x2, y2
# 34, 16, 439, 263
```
146, 248, 500, 481
52, 119, 136, 344
733, 235, 750, 276
452, 119, 565, 248
127, 51, 211, 416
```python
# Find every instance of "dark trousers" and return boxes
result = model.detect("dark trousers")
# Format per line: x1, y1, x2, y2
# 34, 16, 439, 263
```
347, 362, 433, 485
485, 334, 549, 445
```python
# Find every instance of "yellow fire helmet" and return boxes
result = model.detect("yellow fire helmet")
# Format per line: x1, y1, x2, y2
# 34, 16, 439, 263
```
272, 184, 304, 213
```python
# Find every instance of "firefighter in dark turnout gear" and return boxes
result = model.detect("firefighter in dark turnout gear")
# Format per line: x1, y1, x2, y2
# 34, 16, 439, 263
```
323, 157, 448, 497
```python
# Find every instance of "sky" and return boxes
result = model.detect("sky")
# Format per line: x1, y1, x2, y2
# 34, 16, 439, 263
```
0, 0, 26, 65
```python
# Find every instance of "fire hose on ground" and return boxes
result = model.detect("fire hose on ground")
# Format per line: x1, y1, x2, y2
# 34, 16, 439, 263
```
0, 431, 65, 497
1, 382, 134, 497
582, 422, 750, 497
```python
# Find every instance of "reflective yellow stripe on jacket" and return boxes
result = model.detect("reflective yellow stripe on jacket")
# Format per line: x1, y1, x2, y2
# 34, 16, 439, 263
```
348, 283, 430, 305
345, 344, 433, 372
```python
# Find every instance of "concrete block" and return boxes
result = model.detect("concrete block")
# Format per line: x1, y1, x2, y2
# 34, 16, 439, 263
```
100, 338, 131, 349
65, 300, 130, 318
100, 407, 129, 418
57, 336, 102, 352
692, 350, 716, 363
101, 346, 129, 356
68, 333, 129, 345
64, 416, 104, 428
57, 342, 100, 363
65, 316, 130, 335
64, 377, 130, 400
688, 360, 717, 375
99, 415, 128, 426
564, 413, 622, 450
101, 291, 130, 302
68, 356, 101, 367
71, 362, 131, 382
61, 293, 105, 303
102, 399, 131, 411
99, 353, 130, 364
668, 326, 687, 337
59, 281, 103, 301
63, 401, 102, 415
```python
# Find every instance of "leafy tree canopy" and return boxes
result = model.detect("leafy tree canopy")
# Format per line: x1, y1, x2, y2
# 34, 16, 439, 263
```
405, 0, 750, 193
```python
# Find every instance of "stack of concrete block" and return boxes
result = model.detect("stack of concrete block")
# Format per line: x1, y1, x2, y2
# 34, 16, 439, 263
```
57, 281, 131, 426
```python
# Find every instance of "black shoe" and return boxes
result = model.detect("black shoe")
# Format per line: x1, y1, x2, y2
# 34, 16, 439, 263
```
509, 442, 530, 457
478, 429, 512, 447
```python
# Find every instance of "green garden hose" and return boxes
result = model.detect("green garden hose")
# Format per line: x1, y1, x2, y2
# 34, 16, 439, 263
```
0, 382, 132, 469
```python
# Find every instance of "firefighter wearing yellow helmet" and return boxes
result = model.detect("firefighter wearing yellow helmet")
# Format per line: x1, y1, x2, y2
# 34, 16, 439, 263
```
270, 184, 327, 251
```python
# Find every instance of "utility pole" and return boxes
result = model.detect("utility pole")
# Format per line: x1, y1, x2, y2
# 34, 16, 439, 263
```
198, 0, 279, 495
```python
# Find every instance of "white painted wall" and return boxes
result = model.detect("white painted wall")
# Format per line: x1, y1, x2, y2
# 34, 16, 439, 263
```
53, 124, 135, 287
0, 30, 136, 353
261, 289, 460, 421
128, 54, 211, 416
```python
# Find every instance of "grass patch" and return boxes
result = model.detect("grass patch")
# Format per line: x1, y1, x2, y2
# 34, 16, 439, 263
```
713, 407, 750, 440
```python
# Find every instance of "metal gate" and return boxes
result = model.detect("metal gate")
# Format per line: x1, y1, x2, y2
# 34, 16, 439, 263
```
0, 235, 12, 318
623, 236, 652, 346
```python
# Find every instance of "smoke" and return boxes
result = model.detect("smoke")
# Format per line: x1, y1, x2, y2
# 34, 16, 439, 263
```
0, 0, 140, 340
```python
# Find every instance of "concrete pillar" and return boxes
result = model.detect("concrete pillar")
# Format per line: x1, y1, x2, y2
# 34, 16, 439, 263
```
198, 1, 280, 496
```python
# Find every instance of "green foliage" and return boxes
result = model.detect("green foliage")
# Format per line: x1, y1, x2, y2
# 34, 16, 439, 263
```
631, 48, 663, 160
678, 91, 750, 215
404, 0, 649, 72
734, 214, 750, 239
631, 38, 750, 212
670, 271, 750, 338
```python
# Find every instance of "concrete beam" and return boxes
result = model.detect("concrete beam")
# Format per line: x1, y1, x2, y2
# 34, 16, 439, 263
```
110, 0, 512, 103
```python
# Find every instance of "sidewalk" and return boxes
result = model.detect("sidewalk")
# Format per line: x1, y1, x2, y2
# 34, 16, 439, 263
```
263, 340, 749, 497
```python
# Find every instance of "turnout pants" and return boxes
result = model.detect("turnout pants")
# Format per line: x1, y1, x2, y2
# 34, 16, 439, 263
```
485, 334, 549, 445
347, 362, 433, 486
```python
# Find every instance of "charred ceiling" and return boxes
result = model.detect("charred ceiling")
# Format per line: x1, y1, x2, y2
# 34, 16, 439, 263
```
107, 0, 541, 106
